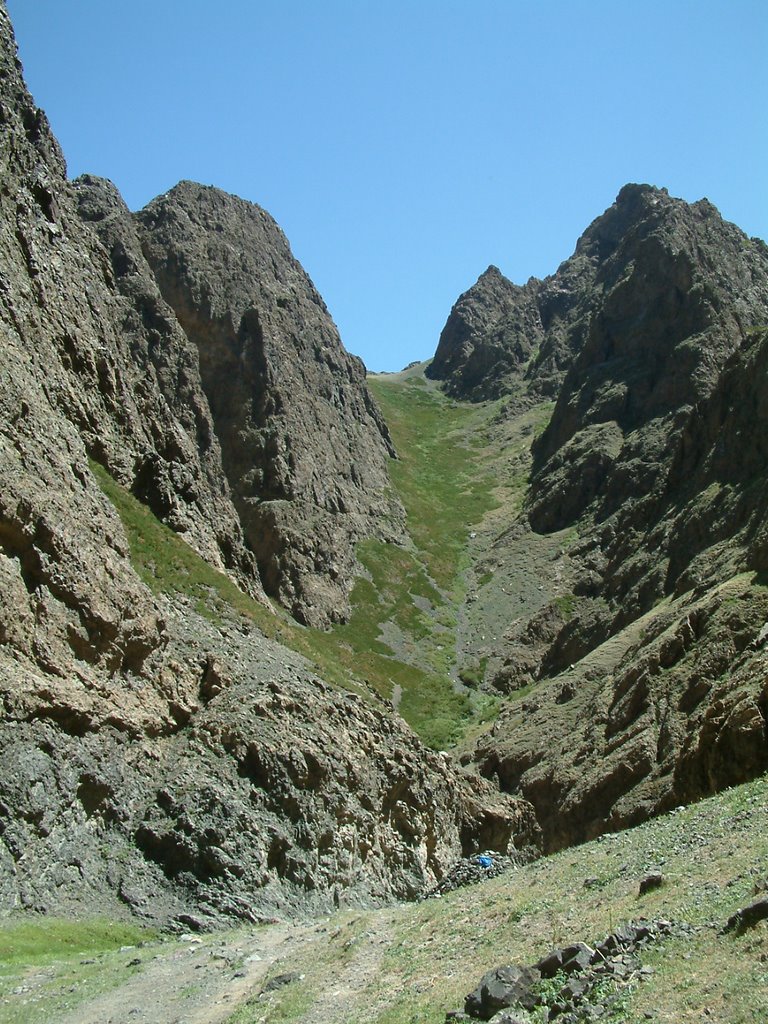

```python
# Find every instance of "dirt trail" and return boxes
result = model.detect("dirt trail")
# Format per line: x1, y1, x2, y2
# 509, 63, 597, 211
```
36, 907, 408, 1024
56, 921, 315, 1024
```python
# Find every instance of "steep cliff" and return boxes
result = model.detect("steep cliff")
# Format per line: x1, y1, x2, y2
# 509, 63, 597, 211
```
426, 266, 544, 402
136, 182, 405, 627
0, 34, 264, 605
0, 1, 537, 926
438, 187, 768, 850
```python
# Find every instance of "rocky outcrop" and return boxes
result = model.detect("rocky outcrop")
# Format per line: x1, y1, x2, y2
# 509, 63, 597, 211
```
1, 1, 403, 632
1, 593, 539, 925
0, 1, 537, 926
0, 14, 263, 613
426, 267, 544, 402
444, 188, 768, 851
0, 10, 168, 688
470, 573, 768, 852
136, 182, 404, 626
428, 215, 623, 404
454, 919, 686, 1022
428, 186, 768, 416
529, 185, 768, 536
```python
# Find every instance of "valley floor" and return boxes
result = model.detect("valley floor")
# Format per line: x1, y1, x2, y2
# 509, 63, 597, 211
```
2, 772, 767, 1024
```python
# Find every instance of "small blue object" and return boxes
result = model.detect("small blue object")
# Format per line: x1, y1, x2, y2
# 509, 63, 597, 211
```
476, 855, 494, 868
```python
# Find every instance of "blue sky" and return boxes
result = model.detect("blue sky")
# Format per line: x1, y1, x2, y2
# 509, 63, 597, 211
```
7, 0, 767, 372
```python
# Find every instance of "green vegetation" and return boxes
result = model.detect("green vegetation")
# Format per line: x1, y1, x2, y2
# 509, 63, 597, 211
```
457, 655, 489, 687
0, 918, 154, 964
554, 592, 577, 619
367, 376, 500, 592
90, 374, 553, 749
90, 372, 511, 750
90, 459, 278, 631
228, 978, 315, 1023
0, 918, 157, 1023
223, 772, 768, 1023
313, 375, 509, 747
4, 779, 766, 1023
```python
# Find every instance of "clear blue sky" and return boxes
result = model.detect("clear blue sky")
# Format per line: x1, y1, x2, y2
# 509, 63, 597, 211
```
7, 0, 767, 372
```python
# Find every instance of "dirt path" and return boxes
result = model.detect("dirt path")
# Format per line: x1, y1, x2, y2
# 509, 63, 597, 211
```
57, 922, 315, 1024
29, 906, 406, 1024
294, 914, 399, 1024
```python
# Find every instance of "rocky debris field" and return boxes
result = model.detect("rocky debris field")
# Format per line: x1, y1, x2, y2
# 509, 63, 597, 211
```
421, 853, 520, 900
452, 918, 694, 1022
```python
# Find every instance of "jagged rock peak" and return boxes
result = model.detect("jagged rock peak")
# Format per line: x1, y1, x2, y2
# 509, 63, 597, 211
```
530, 184, 768, 507
426, 264, 542, 401
478, 263, 507, 280
429, 184, 768, 404
136, 179, 405, 627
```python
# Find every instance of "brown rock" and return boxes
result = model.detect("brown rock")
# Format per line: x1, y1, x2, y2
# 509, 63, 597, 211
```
135, 181, 405, 626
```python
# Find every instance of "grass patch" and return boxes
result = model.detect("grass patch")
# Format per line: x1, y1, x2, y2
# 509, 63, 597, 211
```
553, 593, 577, 620
90, 372, 521, 749
0, 917, 158, 1024
90, 459, 278, 631
231, 772, 768, 1023
229, 977, 314, 1023
0, 917, 155, 964
368, 376, 500, 593
91, 375, 506, 749
458, 655, 489, 687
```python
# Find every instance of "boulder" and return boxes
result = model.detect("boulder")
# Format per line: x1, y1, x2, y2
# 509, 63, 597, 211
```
464, 964, 541, 1019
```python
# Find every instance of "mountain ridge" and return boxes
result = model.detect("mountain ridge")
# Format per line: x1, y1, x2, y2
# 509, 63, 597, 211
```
1, 0, 767, 955
427, 183, 768, 852
0, 0, 535, 928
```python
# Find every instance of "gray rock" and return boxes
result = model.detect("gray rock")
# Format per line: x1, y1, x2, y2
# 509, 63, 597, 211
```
560, 941, 596, 975
464, 964, 541, 1019
722, 894, 768, 934
534, 946, 566, 978
262, 971, 303, 992
639, 872, 664, 895
135, 181, 405, 627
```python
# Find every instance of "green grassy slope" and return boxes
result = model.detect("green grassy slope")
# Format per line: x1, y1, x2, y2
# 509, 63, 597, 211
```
6, 774, 763, 1023
0, 920, 156, 1023
91, 371, 533, 749
226, 772, 768, 1024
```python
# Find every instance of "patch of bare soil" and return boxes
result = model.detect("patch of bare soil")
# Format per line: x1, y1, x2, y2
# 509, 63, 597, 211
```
56, 922, 312, 1024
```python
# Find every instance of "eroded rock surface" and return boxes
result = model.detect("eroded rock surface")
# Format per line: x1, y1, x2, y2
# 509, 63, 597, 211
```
0, 1, 536, 925
1, 592, 539, 925
136, 182, 405, 626
440, 188, 768, 850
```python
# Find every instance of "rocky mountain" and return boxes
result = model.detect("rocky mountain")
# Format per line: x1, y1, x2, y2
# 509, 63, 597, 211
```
432, 185, 768, 851
0, 1, 538, 927
136, 181, 404, 627
426, 266, 544, 402
2, 0, 767, 939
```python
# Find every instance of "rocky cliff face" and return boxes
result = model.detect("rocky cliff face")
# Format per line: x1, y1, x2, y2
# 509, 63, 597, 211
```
438, 186, 768, 851
1, 593, 538, 923
427, 214, 616, 404
426, 267, 544, 402
0, 1, 538, 926
1, 1, 402, 632
136, 183, 404, 627
0, 25, 264, 604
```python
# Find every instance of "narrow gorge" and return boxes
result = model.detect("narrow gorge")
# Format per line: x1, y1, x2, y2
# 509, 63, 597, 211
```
1, 2, 767, 1020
